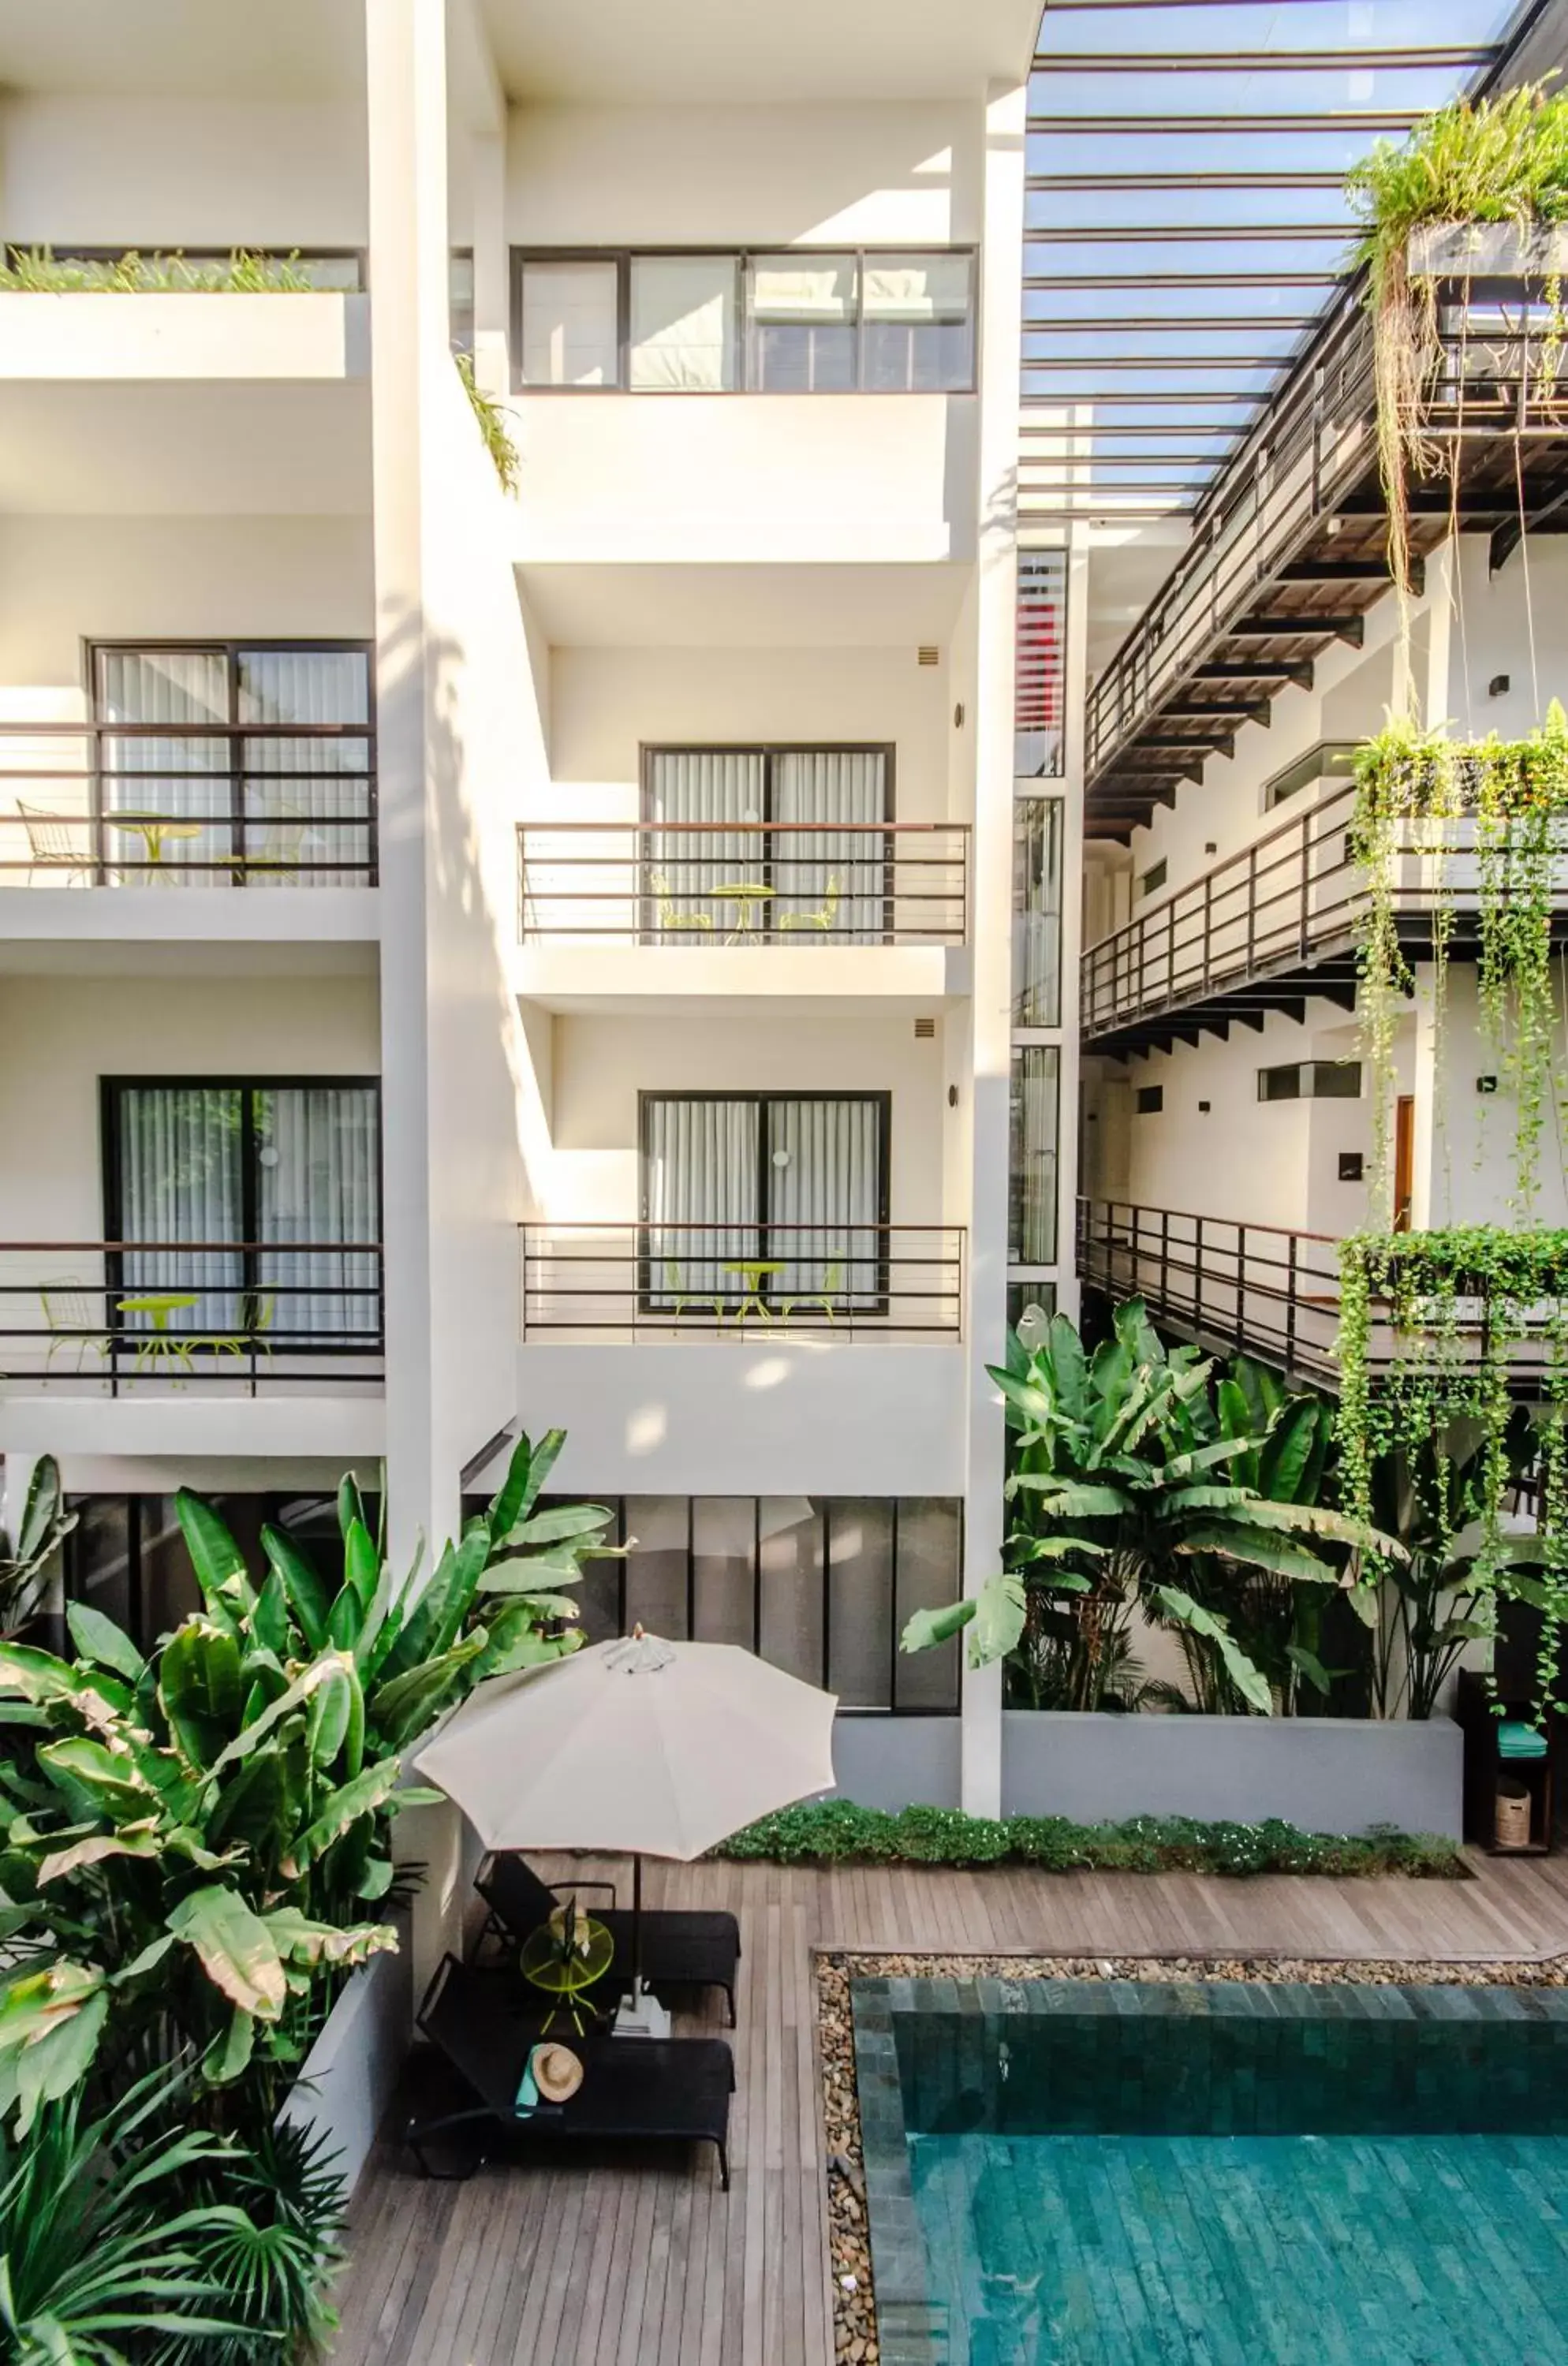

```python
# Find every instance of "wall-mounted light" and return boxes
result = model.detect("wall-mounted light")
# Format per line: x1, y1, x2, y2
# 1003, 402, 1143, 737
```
953, 703, 965, 729
1198, 1100, 1211, 1114
1338, 1151, 1365, 1181
1477, 1075, 1499, 1095
1488, 674, 1510, 699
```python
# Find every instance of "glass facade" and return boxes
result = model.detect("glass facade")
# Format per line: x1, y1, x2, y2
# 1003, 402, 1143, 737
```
1013, 797, 1063, 1028
1009, 1046, 1061, 1268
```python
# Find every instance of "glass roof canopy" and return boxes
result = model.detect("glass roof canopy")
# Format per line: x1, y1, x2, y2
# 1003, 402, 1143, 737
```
1021, 0, 1525, 521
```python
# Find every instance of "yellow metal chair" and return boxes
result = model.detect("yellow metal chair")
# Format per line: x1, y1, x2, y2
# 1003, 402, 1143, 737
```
648, 870, 714, 936
778, 1261, 844, 1324
778, 875, 841, 935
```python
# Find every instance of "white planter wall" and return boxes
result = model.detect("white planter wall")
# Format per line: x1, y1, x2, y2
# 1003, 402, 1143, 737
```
278, 1936, 413, 2195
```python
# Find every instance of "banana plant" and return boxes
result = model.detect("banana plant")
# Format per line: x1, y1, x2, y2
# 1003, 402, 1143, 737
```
0, 1456, 76, 1639
0, 1430, 620, 2122
902, 1302, 1395, 1715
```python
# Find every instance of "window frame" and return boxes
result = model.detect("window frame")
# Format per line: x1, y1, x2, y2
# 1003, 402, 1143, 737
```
1256, 1060, 1364, 1103
99, 1074, 385, 1357
528, 1491, 964, 1715
84, 637, 377, 887
639, 741, 896, 939
510, 246, 979, 395
637, 1087, 893, 1315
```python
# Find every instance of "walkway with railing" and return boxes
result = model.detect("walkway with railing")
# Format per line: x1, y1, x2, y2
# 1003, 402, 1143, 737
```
0, 1242, 386, 1395
516, 821, 968, 944
1077, 1198, 1564, 1392
0, 718, 378, 886
1079, 776, 1568, 1049
521, 1223, 965, 1341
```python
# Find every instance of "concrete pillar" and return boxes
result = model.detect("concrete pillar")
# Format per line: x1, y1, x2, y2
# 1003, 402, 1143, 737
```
364, 0, 457, 1573
960, 82, 1028, 1819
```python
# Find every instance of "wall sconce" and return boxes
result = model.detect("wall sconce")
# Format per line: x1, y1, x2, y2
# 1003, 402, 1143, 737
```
953, 703, 965, 729
1338, 1152, 1365, 1181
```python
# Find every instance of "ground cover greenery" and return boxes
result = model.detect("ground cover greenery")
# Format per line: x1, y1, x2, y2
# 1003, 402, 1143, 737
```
715, 1799, 1465, 1879
0, 246, 321, 293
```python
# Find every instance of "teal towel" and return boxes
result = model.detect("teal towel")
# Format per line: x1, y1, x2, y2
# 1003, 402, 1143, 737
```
1498, 1721, 1547, 1760
514, 2062, 540, 2120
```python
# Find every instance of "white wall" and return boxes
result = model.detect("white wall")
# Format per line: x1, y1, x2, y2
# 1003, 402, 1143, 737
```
542, 644, 954, 824
543, 1009, 954, 1230
1422, 965, 1568, 1230
0, 972, 380, 1241
0, 95, 368, 248
506, 102, 983, 246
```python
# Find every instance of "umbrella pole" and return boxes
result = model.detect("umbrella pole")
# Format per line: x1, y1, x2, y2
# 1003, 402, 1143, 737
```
633, 1853, 644, 1995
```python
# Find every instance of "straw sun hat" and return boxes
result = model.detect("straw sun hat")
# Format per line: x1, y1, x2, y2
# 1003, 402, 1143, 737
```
529, 2042, 584, 2103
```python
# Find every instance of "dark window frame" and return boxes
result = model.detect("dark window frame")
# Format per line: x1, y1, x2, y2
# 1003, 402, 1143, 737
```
637, 1088, 893, 1315
99, 1074, 385, 1359
84, 637, 377, 887
1257, 1060, 1364, 1103
1136, 1084, 1164, 1114
639, 741, 896, 940
510, 245, 979, 396
529, 1492, 963, 1715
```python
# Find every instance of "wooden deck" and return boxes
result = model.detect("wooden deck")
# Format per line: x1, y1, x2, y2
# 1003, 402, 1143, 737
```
331, 1849, 1568, 2366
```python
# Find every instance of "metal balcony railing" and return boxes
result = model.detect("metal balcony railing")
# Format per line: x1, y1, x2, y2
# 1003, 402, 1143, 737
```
0, 719, 378, 886
1080, 773, 1568, 1043
516, 822, 969, 945
521, 1222, 965, 1341
0, 1242, 386, 1395
1077, 1198, 1566, 1391
1085, 276, 1568, 796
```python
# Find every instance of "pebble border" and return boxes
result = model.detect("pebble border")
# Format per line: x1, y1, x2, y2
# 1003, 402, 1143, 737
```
816, 1947, 1568, 2366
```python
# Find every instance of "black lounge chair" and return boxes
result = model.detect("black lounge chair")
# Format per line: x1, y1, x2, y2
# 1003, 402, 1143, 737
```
405, 1955, 734, 2188
475, 1849, 741, 2026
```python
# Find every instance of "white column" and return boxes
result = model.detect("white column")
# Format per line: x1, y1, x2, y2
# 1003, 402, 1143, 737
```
1053, 528, 1092, 1319
960, 81, 1028, 1819
364, 0, 457, 1572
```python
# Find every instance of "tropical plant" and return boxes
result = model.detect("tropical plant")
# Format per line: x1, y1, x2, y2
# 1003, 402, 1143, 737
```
903, 1302, 1379, 1714
1152, 1358, 1347, 1715
0, 1431, 618, 2125
0, 244, 318, 293
456, 351, 520, 494
1346, 83, 1568, 600
0, 1454, 75, 1636
169, 2118, 349, 2364
0, 2064, 256, 2364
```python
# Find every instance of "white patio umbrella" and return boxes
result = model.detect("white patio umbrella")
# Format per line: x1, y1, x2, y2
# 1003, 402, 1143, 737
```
416, 1629, 837, 2021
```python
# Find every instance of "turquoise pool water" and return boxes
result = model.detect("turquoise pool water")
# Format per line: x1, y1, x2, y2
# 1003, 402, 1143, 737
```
854, 1977, 1568, 2366
909, 2128, 1568, 2365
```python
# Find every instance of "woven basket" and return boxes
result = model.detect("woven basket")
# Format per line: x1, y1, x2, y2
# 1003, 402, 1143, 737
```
1495, 1779, 1533, 1851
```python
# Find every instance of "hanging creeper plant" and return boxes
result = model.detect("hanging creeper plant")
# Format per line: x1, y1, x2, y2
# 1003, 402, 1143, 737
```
1336, 1226, 1568, 1720
1350, 703, 1568, 1219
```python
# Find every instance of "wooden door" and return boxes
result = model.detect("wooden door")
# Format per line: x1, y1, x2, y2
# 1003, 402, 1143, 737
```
1394, 1095, 1415, 1231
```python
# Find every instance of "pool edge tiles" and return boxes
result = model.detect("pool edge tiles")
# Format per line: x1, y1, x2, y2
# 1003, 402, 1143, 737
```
852, 1976, 948, 2366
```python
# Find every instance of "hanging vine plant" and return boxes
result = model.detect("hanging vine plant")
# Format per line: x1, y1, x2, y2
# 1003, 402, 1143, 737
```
1350, 702, 1568, 1220
1346, 82, 1568, 606
1336, 1226, 1568, 1720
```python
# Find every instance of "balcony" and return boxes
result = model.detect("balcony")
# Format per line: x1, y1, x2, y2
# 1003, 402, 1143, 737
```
1081, 773, 1568, 1054
514, 820, 970, 1002
0, 1241, 386, 1398
1082, 263, 1568, 837
521, 1222, 964, 1343
1077, 1198, 1564, 1395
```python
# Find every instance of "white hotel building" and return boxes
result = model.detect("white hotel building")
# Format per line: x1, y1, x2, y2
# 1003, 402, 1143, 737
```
2, 0, 1561, 1832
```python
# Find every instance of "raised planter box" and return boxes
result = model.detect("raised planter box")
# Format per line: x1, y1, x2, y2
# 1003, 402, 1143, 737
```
1002, 1711, 1463, 1839
832, 1713, 961, 1812
1409, 222, 1568, 279
277, 1934, 413, 2195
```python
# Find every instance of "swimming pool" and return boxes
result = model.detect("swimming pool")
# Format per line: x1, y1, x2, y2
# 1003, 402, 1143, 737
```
853, 1973, 1568, 2365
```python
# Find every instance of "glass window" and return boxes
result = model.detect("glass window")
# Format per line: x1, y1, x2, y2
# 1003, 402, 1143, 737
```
520, 259, 618, 387
1009, 1047, 1060, 1266
449, 247, 475, 355
1260, 1061, 1362, 1102
693, 1498, 755, 1648
629, 256, 737, 391
1137, 1084, 1163, 1114
1013, 799, 1063, 1028
623, 1497, 689, 1636
1015, 551, 1067, 778
745, 254, 857, 392
758, 1496, 825, 1685
861, 252, 974, 391
827, 1500, 894, 1709
894, 1499, 961, 1713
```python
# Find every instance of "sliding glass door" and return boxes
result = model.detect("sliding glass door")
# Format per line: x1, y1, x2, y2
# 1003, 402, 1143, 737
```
640, 1091, 887, 1312
640, 745, 890, 941
106, 1080, 382, 1345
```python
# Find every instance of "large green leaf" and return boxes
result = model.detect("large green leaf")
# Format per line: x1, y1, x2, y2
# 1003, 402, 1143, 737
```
205, 1650, 355, 1778
987, 1366, 1058, 1431
342, 1517, 381, 1613
1006, 1480, 1131, 1519
387, 1524, 492, 1676
261, 1906, 397, 1970
252, 1566, 291, 1659
35, 1826, 163, 1886
159, 1619, 244, 1771
487, 1432, 535, 1541
477, 1558, 588, 1595
0, 1644, 124, 1735
1257, 1398, 1323, 1504
337, 1472, 367, 1542
1172, 1525, 1338, 1584
899, 1597, 976, 1653
261, 1524, 329, 1651
166, 1886, 286, 2020
64, 1603, 144, 1685
1047, 1312, 1090, 1421
205, 2005, 256, 2085
305, 1663, 353, 1768
0, 1967, 109, 2133
368, 1632, 488, 1750
1160, 1438, 1254, 1483
174, 1490, 254, 1628
207, 1745, 296, 1857
500, 1505, 614, 1548
512, 1427, 563, 1524
293, 1757, 402, 1864
1153, 1586, 1274, 1715
969, 1572, 1029, 1666
36, 1736, 156, 1825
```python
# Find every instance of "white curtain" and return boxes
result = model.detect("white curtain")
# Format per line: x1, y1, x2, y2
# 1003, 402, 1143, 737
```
256, 1086, 380, 1340
116, 1088, 244, 1331
773, 750, 886, 940
644, 1099, 759, 1304
767, 1099, 880, 1306
644, 750, 766, 935
97, 649, 230, 886
238, 649, 371, 888
1010, 1048, 1060, 1267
